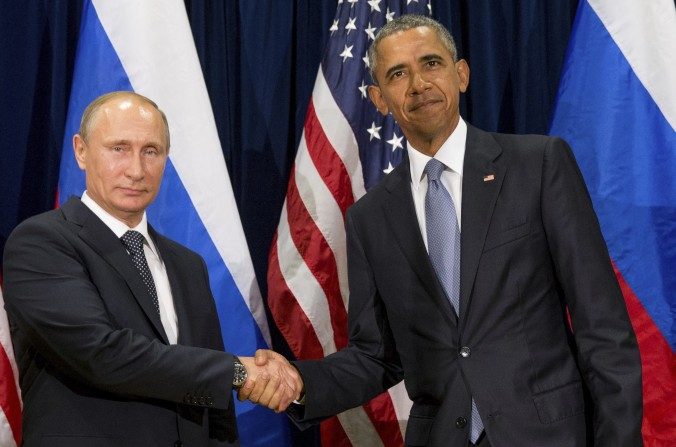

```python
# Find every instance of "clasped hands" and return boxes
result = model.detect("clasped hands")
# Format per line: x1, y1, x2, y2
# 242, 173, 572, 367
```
237, 349, 303, 412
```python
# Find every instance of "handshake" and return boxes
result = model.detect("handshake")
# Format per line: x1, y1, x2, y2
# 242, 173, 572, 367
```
237, 349, 304, 412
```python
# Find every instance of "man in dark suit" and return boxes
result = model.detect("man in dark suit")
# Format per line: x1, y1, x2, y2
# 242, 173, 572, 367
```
247, 15, 642, 446
2, 91, 300, 446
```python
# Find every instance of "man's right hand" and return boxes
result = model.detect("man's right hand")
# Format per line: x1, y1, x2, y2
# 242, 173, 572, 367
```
237, 350, 303, 412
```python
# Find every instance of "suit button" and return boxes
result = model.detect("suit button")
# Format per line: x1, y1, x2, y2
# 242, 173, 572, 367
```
455, 416, 467, 428
459, 346, 471, 358
174, 441, 183, 447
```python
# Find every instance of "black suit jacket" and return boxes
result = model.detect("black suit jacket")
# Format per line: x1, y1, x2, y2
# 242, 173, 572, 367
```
290, 126, 642, 446
3, 197, 239, 446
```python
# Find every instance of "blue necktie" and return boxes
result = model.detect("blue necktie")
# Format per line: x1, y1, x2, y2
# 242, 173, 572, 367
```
120, 230, 160, 316
424, 158, 484, 444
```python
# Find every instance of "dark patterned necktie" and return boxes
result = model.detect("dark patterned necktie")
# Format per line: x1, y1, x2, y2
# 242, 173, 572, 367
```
120, 230, 160, 315
424, 158, 484, 443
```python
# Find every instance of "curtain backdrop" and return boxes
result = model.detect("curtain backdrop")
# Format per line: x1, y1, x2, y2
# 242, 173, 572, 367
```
0, 1, 578, 444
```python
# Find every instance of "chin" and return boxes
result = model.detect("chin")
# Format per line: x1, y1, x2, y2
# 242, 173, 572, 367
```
115, 200, 150, 214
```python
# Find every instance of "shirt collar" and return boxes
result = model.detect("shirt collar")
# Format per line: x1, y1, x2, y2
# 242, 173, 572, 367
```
408, 118, 467, 190
81, 191, 158, 256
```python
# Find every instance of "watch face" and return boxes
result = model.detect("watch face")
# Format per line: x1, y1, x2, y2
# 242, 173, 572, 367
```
233, 360, 247, 388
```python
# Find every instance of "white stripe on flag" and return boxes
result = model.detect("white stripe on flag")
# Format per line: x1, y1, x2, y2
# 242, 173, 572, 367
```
276, 202, 338, 354
388, 381, 413, 434
0, 411, 17, 447
313, 68, 367, 199
91, 0, 270, 344
294, 135, 350, 307
588, 0, 676, 128
338, 407, 385, 447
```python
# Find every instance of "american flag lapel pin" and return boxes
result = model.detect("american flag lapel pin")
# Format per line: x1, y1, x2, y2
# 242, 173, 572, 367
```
483, 174, 495, 182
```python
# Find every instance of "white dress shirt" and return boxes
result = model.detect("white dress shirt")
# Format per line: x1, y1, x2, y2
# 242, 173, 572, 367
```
408, 118, 467, 250
81, 191, 179, 344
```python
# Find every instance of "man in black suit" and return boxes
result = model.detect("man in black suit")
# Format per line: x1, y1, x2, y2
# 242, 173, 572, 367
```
2, 91, 300, 446
248, 15, 642, 446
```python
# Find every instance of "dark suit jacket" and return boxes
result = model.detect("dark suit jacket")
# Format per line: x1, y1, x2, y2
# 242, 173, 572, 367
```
290, 126, 642, 446
3, 197, 239, 446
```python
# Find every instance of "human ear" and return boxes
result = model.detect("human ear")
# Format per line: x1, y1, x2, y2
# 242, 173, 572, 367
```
73, 134, 87, 170
368, 85, 389, 116
456, 59, 470, 93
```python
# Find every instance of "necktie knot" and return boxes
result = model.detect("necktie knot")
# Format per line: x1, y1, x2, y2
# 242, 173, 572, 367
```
424, 158, 446, 182
120, 230, 145, 255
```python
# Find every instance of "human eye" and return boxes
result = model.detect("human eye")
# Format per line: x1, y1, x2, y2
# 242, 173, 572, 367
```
142, 146, 164, 157
390, 69, 405, 80
143, 146, 160, 157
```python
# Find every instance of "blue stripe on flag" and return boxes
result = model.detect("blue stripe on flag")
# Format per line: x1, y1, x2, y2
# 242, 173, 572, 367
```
58, 2, 291, 444
58, 0, 132, 195
148, 162, 268, 352
550, 0, 676, 349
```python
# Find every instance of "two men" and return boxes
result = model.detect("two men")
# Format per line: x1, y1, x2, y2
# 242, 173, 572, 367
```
250, 15, 643, 447
4, 13, 642, 447
2, 92, 298, 446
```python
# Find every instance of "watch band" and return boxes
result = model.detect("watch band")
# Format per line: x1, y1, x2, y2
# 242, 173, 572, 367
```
232, 356, 248, 389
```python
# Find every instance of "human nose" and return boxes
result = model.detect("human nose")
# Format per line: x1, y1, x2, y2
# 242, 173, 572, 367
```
125, 151, 144, 180
409, 71, 431, 94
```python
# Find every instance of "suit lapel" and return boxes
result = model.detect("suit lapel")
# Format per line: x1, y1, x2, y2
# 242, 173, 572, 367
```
151, 229, 193, 346
382, 159, 458, 327
459, 126, 506, 331
62, 198, 169, 344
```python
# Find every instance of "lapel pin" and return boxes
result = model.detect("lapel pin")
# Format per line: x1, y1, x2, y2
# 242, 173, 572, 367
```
483, 174, 495, 182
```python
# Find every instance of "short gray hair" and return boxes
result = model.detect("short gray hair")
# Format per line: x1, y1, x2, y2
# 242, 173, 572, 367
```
368, 15, 458, 84
79, 91, 170, 149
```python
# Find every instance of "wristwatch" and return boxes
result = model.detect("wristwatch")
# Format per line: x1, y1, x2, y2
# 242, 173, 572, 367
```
232, 356, 248, 389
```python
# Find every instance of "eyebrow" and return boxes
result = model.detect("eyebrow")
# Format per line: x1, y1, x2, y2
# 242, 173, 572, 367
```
384, 63, 407, 80
420, 53, 444, 63
105, 139, 164, 149
104, 139, 132, 147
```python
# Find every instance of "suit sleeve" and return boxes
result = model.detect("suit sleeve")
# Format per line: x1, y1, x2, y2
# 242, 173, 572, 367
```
540, 137, 643, 445
2, 217, 236, 410
288, 209, 404, 425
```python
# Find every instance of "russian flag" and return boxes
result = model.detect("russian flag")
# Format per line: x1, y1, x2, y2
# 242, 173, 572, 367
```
549, 0, 675, 444
57, 1, 291, 445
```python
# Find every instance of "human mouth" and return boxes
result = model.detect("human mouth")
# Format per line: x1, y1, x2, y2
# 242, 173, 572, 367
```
118, 187, 146, 196
409, 99, 441, 112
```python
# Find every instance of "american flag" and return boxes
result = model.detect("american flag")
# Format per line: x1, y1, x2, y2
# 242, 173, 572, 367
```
268, 1, 430, 445
0, 286, 21, 447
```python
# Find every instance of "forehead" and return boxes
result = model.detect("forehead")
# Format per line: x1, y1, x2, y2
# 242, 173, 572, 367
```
93, 98, 163, 133
100, 98, 157, 120
377, 26, 450, 63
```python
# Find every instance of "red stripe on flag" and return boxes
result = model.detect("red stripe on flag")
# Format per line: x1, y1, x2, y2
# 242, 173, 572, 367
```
284, 170, 348, 350
613, 265, 676, 446
0, 345, 22, 445
304, 100, 355, 216
267, 233, 325, 360
321, 416, 353, 447
362, 392, 405, 446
